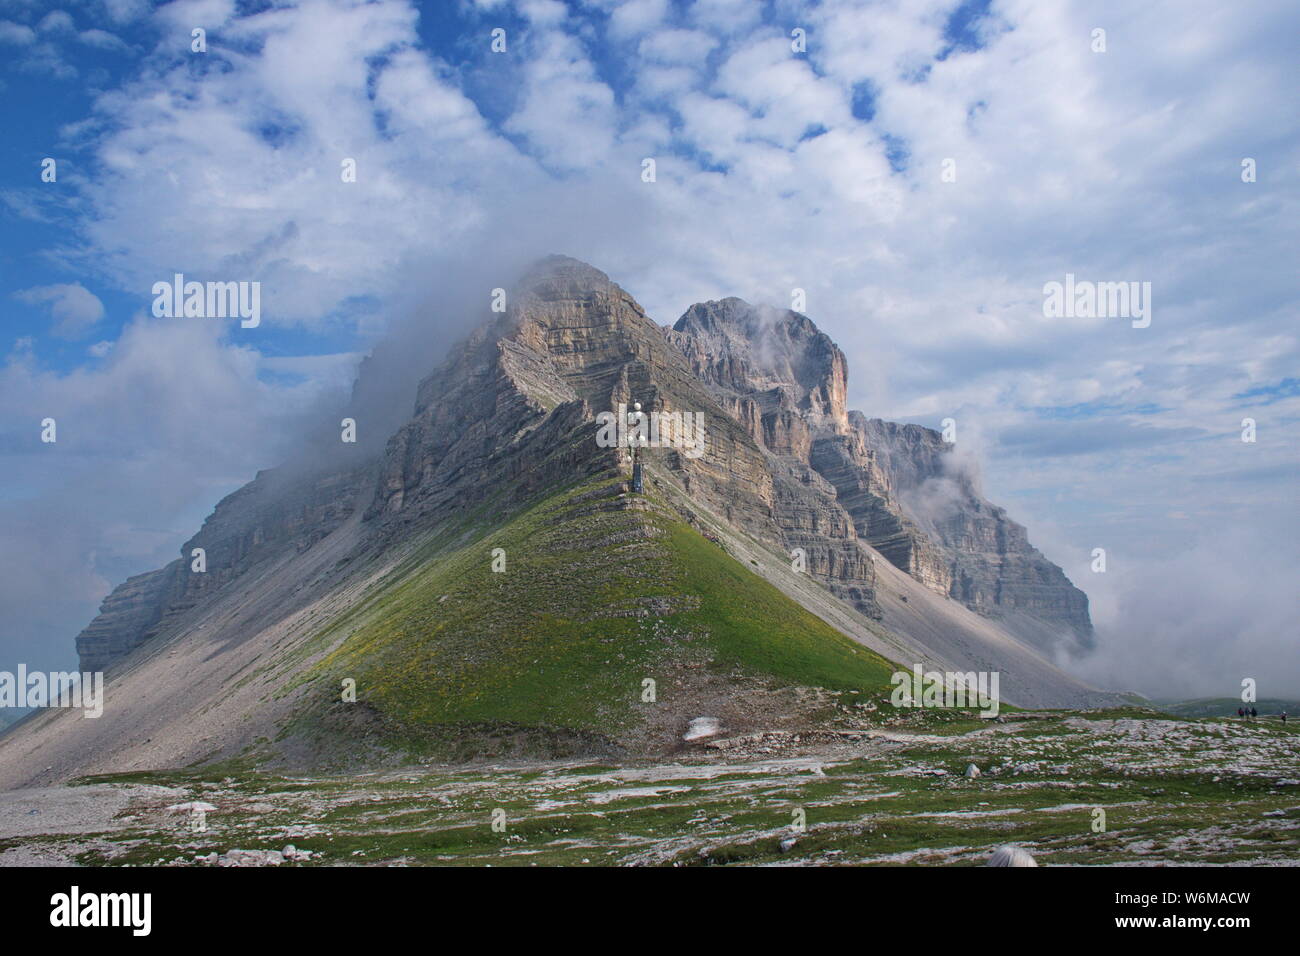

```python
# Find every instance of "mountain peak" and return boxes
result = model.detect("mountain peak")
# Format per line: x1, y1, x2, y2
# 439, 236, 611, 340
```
8, 257, 1108, 786
518, 253, 613, 289
669, 297, 849, 431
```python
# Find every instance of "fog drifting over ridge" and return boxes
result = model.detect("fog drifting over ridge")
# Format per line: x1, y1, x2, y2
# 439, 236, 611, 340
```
0, 0, 1296, 700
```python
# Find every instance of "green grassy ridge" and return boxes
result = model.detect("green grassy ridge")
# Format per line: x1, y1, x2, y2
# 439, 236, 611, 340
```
293, 476, 897, 755
277, 490, 526, 679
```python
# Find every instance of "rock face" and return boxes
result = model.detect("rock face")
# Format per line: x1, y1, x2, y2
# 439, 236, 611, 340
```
666, 298, 1093, 652
365, 259, 882, 623
854, 416, 1092, 642
77, 463, 373, 672
72, 256, 1092, 679
668, 298, 849, 434
75, 562, 185, 673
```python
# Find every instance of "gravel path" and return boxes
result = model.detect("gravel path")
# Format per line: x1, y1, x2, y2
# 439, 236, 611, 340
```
0, 783, 182, 837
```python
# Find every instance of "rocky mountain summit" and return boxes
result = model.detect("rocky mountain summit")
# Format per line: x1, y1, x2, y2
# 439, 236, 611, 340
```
666, 297, 1093, 649
4, 256, 1114, 787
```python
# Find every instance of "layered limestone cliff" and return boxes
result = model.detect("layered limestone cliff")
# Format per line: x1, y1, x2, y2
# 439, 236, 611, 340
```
666, 297, 1093, 651
856, 416, 1093, 641
75, 561, 186, 673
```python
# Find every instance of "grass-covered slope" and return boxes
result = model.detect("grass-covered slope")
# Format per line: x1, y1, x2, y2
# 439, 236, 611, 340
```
291, 477, 896, 760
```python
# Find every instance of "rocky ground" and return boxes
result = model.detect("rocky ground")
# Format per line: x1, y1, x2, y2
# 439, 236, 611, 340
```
2, 707, 1296, 867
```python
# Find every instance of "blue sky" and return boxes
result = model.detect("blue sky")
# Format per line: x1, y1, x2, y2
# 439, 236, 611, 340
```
1, 0, 1297, 698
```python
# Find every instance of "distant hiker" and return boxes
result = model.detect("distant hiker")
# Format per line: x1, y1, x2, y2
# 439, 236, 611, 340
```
1250, 707, 1258, 719
1238, 707, 1244, 719
1282, 711, 1288, 723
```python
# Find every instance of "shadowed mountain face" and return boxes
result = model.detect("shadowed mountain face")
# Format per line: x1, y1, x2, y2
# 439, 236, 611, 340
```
5, 256, 1112, 787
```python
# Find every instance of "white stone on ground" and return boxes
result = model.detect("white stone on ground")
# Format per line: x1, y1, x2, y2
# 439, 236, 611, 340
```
165, 801, 217, 814
987, 845, 1037, 866
684, 717, 721, 741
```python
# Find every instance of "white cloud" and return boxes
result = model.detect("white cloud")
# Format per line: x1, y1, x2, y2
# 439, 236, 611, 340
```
37, 10, 75, 34
153, 0, 237, 33
0, 19, 35, 44
607, 0, 667, 40
15, 283, 106, 338
688, 0, 763, 34
714, 35, 849, 145
1064, 524, 1300, 699
637, 28, 716, 65
78, 28, 130, 51
517, 0, 568, 27
505, 28, 617, 169
102, 0, 152, 23
0, 313, 355, 674
71, 0, 516, 323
